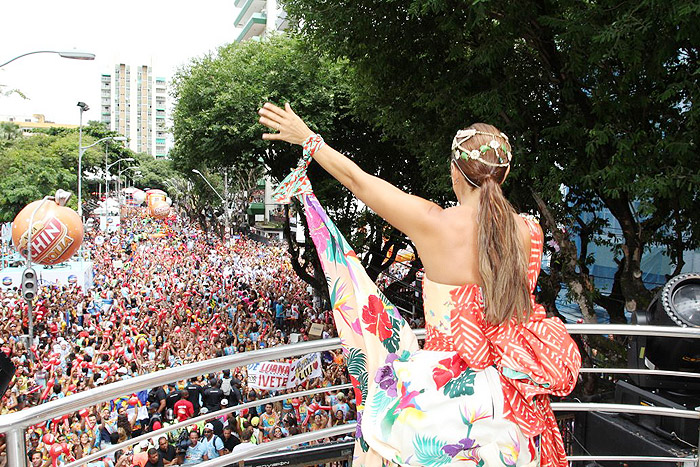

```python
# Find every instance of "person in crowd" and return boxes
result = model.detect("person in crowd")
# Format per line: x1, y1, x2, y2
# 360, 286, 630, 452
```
202, 378, 223, 414
181, 429, 208, 465
144, 447, 164, 467
146, 402, 163, 433
259, 403, 279, 440
156, 437, 176, 466
221, 426, 240, 454
132, 440, 150, 467
173, 390, 194, 423
200, 423, 225, 459
230, 427, 257, 458
148, 385, 167, 418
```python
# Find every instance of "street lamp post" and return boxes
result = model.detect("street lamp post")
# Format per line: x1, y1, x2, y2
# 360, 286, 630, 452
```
0, 50, 95, 68
77, 102, 89, 219
76, 102, 126, 219
192, 169, 230, 238
105, 157, 134, 200
118, 167, 140, 192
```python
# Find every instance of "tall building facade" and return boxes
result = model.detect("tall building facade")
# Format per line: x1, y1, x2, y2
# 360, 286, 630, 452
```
234, 0, 288, 42
100, 64, 168, 158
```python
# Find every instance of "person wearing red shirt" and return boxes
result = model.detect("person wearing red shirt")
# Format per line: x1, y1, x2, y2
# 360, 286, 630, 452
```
173, 390, 194, 422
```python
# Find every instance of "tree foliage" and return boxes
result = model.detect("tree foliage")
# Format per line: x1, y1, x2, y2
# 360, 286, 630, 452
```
171, 34, 429, 295
282, 0, 700, 321
0, 120, 184, 221
131, 152, 178, 192
0, 130, 105, 220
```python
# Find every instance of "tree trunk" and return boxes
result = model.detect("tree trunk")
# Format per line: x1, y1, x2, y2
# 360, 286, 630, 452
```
594, 258, 627, 323
282, 204, 328, 305
365, 229, 402, 283
532, 190, 598, 323
536, 270, 565, 321
601, 194, 653, 313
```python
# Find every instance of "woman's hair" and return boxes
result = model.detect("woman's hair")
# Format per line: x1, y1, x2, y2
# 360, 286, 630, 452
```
452, 123, 532, 324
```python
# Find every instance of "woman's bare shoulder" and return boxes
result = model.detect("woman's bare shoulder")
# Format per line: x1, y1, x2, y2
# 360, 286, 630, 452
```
513, 212, 533, 252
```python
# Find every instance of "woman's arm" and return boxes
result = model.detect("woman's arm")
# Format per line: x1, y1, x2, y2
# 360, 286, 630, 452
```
258, 103, 442, 244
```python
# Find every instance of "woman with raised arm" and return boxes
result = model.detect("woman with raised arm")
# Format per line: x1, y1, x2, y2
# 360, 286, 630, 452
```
258, 102, 580, 467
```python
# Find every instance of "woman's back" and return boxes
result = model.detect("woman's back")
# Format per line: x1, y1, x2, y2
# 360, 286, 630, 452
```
418, 205, 532, 287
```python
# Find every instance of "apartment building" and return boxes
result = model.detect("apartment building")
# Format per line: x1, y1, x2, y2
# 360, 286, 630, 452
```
100, 64, 168, 158
234, 0, 288, 42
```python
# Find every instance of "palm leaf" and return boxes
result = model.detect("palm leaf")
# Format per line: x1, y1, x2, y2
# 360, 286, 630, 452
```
347, 348, 366, 378
412, 434, 453, 466
359, 370, 368, 403
380, 316, 402, 353
442, 368, 477, 398
367, 386, 394, 419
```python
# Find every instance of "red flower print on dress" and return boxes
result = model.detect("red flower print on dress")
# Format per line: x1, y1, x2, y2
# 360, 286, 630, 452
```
432, 354, 469, 390
362, 295, 393, 341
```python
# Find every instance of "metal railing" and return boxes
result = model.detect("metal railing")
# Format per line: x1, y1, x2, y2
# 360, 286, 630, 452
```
3, 324, 699, 466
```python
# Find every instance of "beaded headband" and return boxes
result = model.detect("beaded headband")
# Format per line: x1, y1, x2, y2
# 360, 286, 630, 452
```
451, 128, 512, 168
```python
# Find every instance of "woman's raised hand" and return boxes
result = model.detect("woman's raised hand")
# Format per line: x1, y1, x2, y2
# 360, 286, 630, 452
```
258, 102, 314, 146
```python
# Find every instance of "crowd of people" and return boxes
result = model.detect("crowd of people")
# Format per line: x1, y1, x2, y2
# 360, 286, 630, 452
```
0, 210, 359, 466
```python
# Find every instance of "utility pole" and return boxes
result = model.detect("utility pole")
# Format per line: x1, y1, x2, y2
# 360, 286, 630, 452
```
223, 169, 230, 240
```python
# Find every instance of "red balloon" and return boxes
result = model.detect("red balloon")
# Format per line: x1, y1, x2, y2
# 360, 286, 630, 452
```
41, 380, 54, 401
11, 199, 84, 265
49, 442, 68, 460
128, 396, 139, 406
42, 433, 55, 445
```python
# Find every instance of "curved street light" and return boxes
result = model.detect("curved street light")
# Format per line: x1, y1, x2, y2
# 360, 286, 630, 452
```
105, 157, 134, 199
118, 166, 140, 193
107, 157, 134, 171
0, 50, 95, 68
191, 169, 225, 203
78, 134, 127, 218
192, 168, 231, 237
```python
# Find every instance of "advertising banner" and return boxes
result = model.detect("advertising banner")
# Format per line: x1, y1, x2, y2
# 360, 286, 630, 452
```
246, 352, 323, 390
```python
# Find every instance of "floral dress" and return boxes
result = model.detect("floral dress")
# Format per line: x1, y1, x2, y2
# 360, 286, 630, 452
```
272, 154, 580, 467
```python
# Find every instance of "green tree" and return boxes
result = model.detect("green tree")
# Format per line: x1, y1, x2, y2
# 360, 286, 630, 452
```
131, 152, 178, 192
171, 34, 428, 297
0, 122, 22, 141
0, 131, 104, 220
282, 0, 700, 322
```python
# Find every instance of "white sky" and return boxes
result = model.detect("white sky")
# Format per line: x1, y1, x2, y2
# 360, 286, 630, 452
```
0, 0, 239, 125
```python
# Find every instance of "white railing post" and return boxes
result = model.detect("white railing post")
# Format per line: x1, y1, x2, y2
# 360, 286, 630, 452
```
6, 427, 26, 466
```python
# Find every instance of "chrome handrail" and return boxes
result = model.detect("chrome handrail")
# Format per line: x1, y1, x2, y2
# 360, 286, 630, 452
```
0, 337, 341, 432
551, 402, 700, 419
578, 367, 700, 379
566, 324, 700, 337
2, 324, 699, 466
200, 424, 356, 467
566, 455, 698, 463
61, 383, 353, 467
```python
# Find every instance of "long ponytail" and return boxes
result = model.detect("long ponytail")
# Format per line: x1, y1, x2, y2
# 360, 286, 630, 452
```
452, 123, 531, 325
477, 178, 531, 324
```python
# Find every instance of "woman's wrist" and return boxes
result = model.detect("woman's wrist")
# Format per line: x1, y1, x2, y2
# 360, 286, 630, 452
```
302, 134, 325, 159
